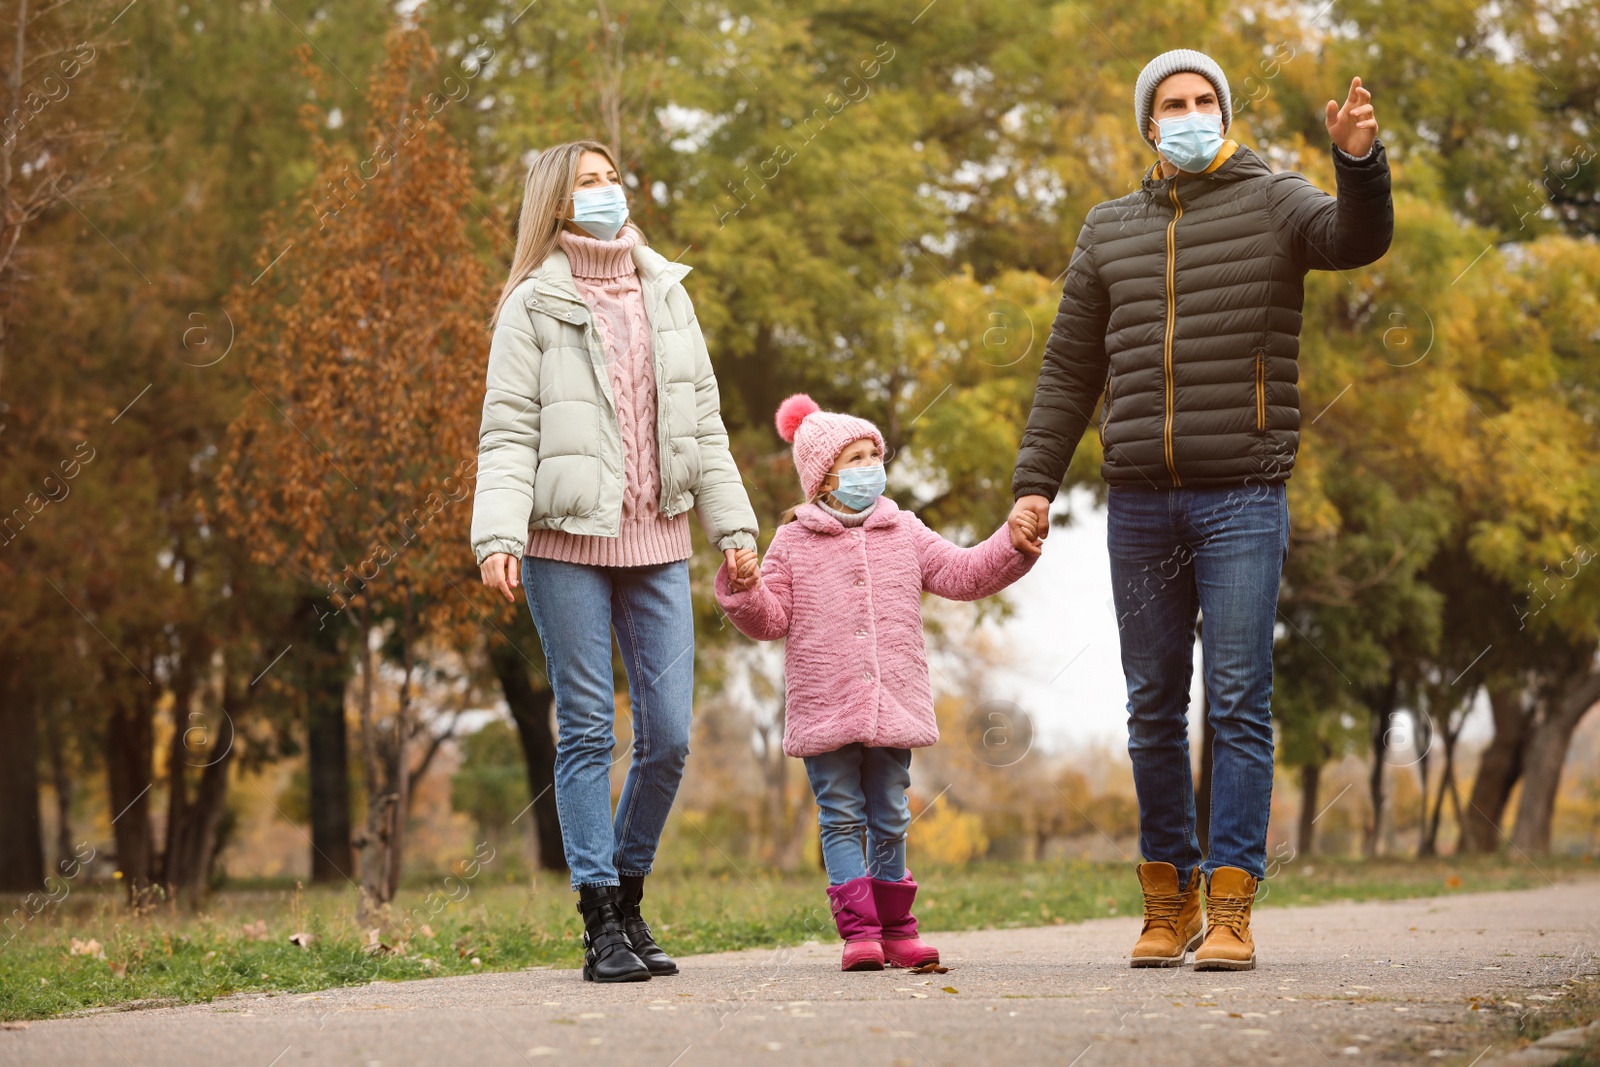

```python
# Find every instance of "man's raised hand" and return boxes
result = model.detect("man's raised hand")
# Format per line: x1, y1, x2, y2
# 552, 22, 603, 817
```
1326, 76, 1377, 159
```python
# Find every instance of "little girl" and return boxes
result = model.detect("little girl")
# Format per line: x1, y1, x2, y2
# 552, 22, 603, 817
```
714, 394, 1038, 971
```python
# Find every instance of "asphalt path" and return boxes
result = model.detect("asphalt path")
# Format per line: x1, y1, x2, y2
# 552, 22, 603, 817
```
6, 880, 1597, 1066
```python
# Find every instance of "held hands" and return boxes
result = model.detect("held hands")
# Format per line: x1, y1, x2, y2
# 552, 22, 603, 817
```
724, 547, 762, 591
481, 549, 761, 599
1008, 495, 1050, 557
1326, 76, 1378, 159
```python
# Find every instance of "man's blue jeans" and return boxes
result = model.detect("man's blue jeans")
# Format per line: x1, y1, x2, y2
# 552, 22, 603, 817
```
1107, 483, 1289, 881
803, 743, 912, 885
521, 555, 695, 890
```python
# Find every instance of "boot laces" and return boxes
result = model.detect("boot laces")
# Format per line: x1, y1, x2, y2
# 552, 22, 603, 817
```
1141, 892, 1183, 929
1207, 894, 1250, 934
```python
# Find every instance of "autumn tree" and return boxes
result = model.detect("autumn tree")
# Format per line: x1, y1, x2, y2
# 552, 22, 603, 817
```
217, 27, 488, 919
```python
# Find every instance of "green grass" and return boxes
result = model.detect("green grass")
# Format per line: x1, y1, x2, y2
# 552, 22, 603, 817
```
1, 854, 1593, 1022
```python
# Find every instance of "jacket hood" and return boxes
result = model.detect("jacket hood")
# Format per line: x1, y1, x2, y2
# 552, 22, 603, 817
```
793, 495, 902, 535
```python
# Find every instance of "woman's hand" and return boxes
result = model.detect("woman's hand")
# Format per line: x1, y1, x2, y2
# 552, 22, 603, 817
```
480, 552, 520, 602
724, 547, 761, 591
735, 547, 762, 589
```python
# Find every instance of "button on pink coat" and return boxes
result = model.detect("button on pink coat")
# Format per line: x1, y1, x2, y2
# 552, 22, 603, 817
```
713, 497, 1036, 758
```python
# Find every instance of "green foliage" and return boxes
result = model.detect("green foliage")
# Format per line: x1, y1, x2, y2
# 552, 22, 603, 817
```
450, 721, 530, 842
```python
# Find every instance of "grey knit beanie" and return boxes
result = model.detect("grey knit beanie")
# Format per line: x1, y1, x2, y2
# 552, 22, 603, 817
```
1134, 49, 1232, 147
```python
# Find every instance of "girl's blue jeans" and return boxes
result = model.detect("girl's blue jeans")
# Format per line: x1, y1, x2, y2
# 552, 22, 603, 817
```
803, 743, 912, 885
521, 555, 694, 890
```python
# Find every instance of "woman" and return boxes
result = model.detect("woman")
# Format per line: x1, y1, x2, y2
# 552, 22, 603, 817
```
471, 140, 759, 983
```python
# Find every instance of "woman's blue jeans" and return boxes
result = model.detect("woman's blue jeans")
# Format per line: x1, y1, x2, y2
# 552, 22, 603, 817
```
1107, 483, 1289, 881
521, 555, 695, 890
803, 743, 912, 885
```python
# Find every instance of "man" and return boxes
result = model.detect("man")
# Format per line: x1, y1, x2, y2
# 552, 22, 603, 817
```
1007, 49, 1391, 970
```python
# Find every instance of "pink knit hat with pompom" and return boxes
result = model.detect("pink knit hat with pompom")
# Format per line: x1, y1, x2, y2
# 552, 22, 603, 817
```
774, 394, 886, 499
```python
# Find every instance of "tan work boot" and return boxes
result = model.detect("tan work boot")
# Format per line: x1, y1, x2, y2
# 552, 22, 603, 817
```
1129, 862, 1204, 968
1193, 866, 1258, 971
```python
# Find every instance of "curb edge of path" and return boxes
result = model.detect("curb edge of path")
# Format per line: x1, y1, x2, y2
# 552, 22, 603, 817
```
1478, 1018, 1600, 1066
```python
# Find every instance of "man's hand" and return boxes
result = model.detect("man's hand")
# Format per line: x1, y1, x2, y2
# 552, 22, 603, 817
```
1326, 76, 1377, 158
724, 547, 760, 591
1008, 495, 1050, 557
479, 552, 520, 603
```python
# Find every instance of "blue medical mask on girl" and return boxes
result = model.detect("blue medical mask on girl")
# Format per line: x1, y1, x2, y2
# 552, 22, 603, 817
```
829, 463, 886, 511
1156, 111, 1226, 173
571, 184, 629, 241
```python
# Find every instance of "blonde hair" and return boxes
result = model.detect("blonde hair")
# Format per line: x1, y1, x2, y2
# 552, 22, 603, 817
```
489, 140, 645, 328
780, 489, 844, 525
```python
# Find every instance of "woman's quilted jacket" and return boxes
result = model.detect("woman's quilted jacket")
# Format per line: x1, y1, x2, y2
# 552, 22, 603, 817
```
471, 241, 757, 564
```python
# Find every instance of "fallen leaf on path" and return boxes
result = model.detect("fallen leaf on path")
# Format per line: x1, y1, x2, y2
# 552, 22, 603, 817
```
909, 962, 948, 974
1, 1022, 30, 1031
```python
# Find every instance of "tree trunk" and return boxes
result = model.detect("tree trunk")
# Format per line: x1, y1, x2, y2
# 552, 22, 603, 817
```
1362, 673, 1399, 859
46, 713, 74, 876
163, 709, 235, 900
383, 601, 416, 904
1424, 731, 1457, 856
1195, 683, 1214, 855
1461, 683, 1531, 853
1510, 669, 1600, 853
0, 666, 44, 891
1413, 708, 1433, 857
305, 599, 354, 884
490, 642, 565, 871
1296, 760, 1321, 858
105, 688, 155, 896
354, 609, 391, 922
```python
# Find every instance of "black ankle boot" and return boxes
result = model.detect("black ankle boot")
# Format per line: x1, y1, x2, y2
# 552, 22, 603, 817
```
576, 885, 651, 983
618, 875, 679, 976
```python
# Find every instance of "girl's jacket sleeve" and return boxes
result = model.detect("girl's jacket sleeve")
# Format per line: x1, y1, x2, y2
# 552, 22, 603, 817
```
714, 527, 795, 640
908, 513, 1036, 601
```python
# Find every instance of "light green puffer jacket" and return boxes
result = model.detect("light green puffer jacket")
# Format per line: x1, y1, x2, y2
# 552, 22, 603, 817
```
470, 242, 758, 565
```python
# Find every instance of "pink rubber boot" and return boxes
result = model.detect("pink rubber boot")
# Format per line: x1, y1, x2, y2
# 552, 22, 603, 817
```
826, 877, 885, 972
872, 870, 940, 968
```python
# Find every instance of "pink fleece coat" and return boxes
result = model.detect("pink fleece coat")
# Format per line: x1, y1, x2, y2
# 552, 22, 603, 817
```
713, 497, 1036, 758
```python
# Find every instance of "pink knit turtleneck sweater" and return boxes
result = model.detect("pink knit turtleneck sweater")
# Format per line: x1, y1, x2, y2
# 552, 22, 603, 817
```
524, 228, 693, 567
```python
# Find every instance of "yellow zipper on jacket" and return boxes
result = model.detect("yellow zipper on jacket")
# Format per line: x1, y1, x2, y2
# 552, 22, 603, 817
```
1162, 183, 1183, 487
1255, 350, 1266, 430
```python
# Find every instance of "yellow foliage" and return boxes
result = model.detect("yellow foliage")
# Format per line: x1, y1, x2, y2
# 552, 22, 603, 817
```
909, 801, 989, 866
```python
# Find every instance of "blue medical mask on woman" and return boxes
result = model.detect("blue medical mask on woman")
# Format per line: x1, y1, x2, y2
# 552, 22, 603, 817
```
828, 464, 885, 511
571, 184, 629, 241
1155, 111, 1226, 173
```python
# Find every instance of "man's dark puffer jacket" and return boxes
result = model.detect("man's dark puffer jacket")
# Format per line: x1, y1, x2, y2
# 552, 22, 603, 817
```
1012, 140, 1393, 497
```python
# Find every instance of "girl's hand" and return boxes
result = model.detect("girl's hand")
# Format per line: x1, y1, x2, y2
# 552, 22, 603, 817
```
480, 552, 520, 603
1009, 499, 1046, 554
733, 547, 762, 589
723, 547, 760, 591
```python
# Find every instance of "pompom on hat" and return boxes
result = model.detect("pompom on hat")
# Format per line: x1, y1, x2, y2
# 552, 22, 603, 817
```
774, 394, 886, 500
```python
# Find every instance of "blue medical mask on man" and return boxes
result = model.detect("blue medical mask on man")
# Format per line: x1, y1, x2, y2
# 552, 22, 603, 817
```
1155, 111, 1226, 173
571, 184, 629, 241
828, 464, 886, 511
